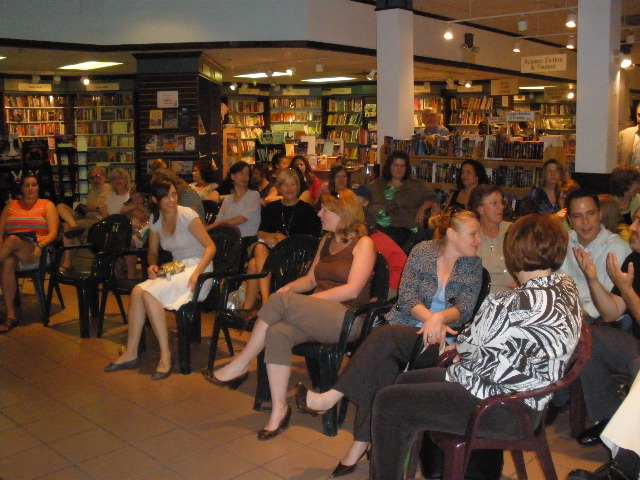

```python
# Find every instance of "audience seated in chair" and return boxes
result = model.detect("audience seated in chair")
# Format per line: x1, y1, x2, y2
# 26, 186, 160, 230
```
56, 166, 110, 272
204, 188, 376, 443
571, 205, 640, 447
0, 174, 58, 333
103, 179, 215, 381
295, 210, 484, 477
366, 213, 582, 480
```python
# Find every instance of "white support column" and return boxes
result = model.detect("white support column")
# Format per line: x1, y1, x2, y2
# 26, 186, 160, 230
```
575, 0, 621, 173
376, 7, 415, 147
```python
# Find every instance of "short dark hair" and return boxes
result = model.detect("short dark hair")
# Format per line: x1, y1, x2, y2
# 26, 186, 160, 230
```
329, 165, 351, 189
469, 184, 501, 216
609, 165, 640, 197
271, 152, 287, 169
566, 189, 600, 216
195, 159, 216, 183
504, 214, 568, 275
149, 179, 173, 223
382, 151, 411, 181
456, 159, 490, 189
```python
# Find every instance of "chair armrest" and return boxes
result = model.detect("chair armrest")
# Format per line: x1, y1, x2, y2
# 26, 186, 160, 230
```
50, 244, 94, 270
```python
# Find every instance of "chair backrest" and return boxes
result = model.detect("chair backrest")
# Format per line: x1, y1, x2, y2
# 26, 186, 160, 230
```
209, 224, 242, 274
87, 214, 133, 254
262, 235, 320, 293
202, 200, 220, 225
473, 268, 491, 317
370, 252, 389, 303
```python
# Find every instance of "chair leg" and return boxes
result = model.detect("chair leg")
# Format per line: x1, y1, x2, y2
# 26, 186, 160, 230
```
316, 351, 339, 437
77, 285, 91, 339
190, 310, 202, 343
404, 432, 424, 480
114, 293, 127, 323
97, 286, 110, 338
54, 283, 64, 309
44, 279, 56, 327
441, 443, 468, 480
511, 451, 529, 480
253, 350, 271, 411
570, 379, 587, 439
175, 309, 192, 375
534, 434, 558, 480
32, 275, 48, 323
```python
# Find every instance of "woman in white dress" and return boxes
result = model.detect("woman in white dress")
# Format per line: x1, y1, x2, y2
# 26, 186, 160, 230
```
104, 179, 216, 380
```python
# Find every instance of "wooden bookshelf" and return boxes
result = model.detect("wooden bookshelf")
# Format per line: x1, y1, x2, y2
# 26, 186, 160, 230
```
3, 94, 70, 147
228, 96, 265, 162
269, 96, 322, 135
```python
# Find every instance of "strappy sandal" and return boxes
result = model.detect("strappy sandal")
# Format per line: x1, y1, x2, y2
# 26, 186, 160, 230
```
0, 317, 18, 334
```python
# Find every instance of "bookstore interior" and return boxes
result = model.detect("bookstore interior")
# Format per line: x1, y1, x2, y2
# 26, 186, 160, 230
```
0, 0, 639, 206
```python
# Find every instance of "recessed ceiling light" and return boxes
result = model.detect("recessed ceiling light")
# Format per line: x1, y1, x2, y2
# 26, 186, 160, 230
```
59, 61, 123, 70
235, 71, 289, 79
0, 56, 6, 60
82, 76, 90, 85
301, 76, 357, 83
566, 35, 575, 49
565, 12, 577, 28
513, 42, 521, 53
519, 86, 552, 90
444, 23, 453, 40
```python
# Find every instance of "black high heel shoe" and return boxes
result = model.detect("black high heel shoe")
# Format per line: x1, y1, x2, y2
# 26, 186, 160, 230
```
257, 405, 292, 441
330, 447, 371, 477
202, 369, 248, 390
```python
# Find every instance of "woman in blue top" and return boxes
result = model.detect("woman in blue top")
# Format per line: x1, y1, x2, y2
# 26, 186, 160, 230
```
104, 179, 216, 380
297, 210, 483, 477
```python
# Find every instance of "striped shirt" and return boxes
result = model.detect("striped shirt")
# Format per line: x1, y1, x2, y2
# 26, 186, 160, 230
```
5, 199, 50, 242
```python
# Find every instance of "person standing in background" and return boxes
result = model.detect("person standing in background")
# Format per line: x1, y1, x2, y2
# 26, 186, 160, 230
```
417, 107, 449, 137
618, 102, 640, 166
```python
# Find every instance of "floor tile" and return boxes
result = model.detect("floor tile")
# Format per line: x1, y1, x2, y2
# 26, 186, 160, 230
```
0, 426, 43, 458
0, 444, 70, 480
169, 446, 256, 480
22, 410, 95, 443
135, 428, 215, 464
77, 445, 162, 480
49, 426, 127, 464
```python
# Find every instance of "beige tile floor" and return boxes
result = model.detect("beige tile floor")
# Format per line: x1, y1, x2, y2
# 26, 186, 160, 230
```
0, 280, 610, 480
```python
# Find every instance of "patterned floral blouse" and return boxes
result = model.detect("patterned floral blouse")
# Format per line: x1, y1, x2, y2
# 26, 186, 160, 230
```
446, 273, 583, 411
385, 240, 482, 329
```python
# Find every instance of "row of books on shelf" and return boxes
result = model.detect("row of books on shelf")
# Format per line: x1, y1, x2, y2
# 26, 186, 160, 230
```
539, 104, 574, 115
383, 134, 482, 158
269, 112, 321, 123
4, 95, 67, 108
450, 96, 495, 110
326, 113, 362, 125
76, 94, 133, 107
413, 161, 544, 189
541, 119, 574, 130
364, 104, 376, 117
145, 134, 197, 153
78, 134, 134, 148
6, 108, 64, 122
450, 111, 487, 125
87, 151, 135, 164
76, 121, 133, 135
229, 101, 264, 113
326, 98, 363, 113
485, 138, 544, 160
238, 127, 264, 139
414, 97, 445, 111
8, 123, 65, 137
326, 128, 360, 143
75, 106, 134, 121
269, 98, 322, 109
229, 113, 265, 127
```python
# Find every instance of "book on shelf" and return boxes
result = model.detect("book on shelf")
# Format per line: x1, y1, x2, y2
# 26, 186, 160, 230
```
322, 140, 334, 156
22, 139, 49, 169
149, 110, 163, 129
163, 110, 178, 129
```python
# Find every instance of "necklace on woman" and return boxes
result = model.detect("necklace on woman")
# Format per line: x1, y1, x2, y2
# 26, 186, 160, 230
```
281, 202, 298, 237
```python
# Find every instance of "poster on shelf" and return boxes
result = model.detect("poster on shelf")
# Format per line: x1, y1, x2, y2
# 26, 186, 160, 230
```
149, 110, 163, 129
157, 91, 179, 108
22, 139, 49, 169
0, 133, 22, 169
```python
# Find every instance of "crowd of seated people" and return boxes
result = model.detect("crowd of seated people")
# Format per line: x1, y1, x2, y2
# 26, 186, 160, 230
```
11, 149, 640, 480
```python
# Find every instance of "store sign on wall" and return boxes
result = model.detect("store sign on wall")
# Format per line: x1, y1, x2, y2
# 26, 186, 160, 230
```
521, 54, 567, 73
157, 91, 179, 108
491, 79, 519, 95
86, 83, 120, 91
506, 111, 536, 122
17, 83, 52, 92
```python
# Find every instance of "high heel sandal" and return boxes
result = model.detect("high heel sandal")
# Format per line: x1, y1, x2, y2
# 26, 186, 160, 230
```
295, 382, 327, 417
330, 447, 371, 477
257, 405, 291, 441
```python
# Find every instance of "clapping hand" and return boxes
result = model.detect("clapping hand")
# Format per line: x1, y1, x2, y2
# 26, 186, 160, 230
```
573, 246, 598, 282
606, 252, 633, 292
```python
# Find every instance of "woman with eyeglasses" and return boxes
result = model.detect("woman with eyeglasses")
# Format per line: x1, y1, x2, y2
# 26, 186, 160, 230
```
204, 188, 376, 443
104, 179, 215, 380
208, 161, 260, 238
369, 150, 439, 247
469, 184, 514, 294
0, 174, 58, 333
296, 210, 483, 477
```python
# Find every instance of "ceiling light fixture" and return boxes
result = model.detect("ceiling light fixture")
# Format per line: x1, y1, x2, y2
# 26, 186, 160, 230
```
59, 61, 122, 71
567, 91, 576, 99
366, 69, 376, 81
565, 12, 577, 28
52, 75, 61, 84
620, 44, 635, 70
444, 24, 454, 40
0, 56, 6, 60
273, 84, 281, 92
31, 75, 41, 84
266, 68, 274, 77
229, 81, 238, 90
301, 76, 356, 83
464, 80, 472, 88
517, 17, 528, 32
81, 76, 90, 85
566, 35, 575, 49
513, 42, 521, 53
626, 33, 636, 45
285, 66, 296, 76
446, 78, 455, 89
315, 63, 324, 73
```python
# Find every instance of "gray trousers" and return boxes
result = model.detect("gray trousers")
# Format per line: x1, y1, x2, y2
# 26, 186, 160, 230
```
259, 292, 358, 366
581, 325, 640, 422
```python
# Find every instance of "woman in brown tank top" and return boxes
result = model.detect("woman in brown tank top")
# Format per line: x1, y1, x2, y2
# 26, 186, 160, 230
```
204, 188, 376, 441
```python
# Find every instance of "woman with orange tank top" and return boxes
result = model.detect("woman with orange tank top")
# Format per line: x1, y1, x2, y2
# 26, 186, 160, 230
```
0, 174, 58, 333
203, 188, 376, 441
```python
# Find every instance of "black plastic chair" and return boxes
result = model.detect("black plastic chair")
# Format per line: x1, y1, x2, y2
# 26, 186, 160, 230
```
202, 199, 220, 225
45, 214, 132, 338
256, 253, 387, 436
171, 224, 243, 374
203, 234, 320, 370
16, 242, 64, 323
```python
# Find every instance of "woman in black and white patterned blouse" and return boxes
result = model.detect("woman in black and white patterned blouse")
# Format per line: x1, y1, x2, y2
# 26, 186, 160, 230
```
368, 213, 583, 480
